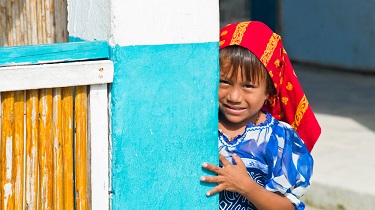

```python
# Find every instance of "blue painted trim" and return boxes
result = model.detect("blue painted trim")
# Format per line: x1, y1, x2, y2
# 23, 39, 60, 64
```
0, 41, 109, 66
68, 36, 86, 42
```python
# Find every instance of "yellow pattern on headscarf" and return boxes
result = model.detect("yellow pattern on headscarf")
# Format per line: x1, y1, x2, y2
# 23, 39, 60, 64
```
291, 94, 308, 130
260, 33, 280, 66
282, 97, 288, 105
230, 21, 250, 45
286, 82, 293, 91
274, 59, 281, 68
268, 70, 274, 78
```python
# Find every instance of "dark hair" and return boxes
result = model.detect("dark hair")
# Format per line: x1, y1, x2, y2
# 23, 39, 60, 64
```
219, 45, 276, 96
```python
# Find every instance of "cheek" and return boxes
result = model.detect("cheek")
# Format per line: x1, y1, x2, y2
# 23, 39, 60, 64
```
246, 91, 267, 104
218, 93, 225, 101
257, 92, 268, 102
218, 87, 227, 98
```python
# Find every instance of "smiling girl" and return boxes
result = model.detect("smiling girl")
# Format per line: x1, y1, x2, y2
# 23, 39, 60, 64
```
200, 21, 321, 210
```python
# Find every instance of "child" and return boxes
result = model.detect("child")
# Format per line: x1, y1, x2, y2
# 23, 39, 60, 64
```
200, 21, 321, 210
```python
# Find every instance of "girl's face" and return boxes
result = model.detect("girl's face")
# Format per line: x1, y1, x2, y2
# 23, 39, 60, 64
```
218, 65, 268, 129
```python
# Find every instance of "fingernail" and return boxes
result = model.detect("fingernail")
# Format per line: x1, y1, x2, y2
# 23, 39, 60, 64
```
200, 176, 205, 181
202, 162, 208, 167
206, 192, 211, 196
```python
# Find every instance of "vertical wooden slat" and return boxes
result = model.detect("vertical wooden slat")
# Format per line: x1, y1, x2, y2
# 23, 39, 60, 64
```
27, 0, 38, 45
75, 86, 88, 210
0, 93, 2, 210
35, 0, 44, 44
54, 0, 68, 42
25, 89, 39, 210
45, 0, 55, 43
5, 0, 12, 46
38, 88, 53, 209
52, 88, 63, 210
13, 0, 21, 46
14, 91, 24, 210
11, 0, 17, 46
0, 0, 6, 46
1, 92, 15, 210
19, 0, 26, 45
36, 0, 42, 44
0, 94, 3, 210
62, 87, 74, 209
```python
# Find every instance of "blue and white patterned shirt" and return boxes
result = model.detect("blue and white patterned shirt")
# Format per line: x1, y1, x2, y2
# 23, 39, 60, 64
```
218, 111, 313, 210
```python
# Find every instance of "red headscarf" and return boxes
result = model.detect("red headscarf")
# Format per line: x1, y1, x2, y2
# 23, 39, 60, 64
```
219, 21, 321, 151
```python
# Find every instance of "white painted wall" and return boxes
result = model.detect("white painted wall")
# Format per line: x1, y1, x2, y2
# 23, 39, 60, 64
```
68, 0, 220, 45
111, 0, 219, 45
67, 0, 111, 42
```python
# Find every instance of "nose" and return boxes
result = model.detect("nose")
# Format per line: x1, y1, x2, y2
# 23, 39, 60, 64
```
227, 87, 242, 102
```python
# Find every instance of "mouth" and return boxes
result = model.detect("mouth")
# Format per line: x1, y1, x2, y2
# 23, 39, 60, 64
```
223, 104, 246, 114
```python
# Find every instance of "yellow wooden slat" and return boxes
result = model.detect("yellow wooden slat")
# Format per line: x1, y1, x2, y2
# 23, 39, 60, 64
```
62, 87, 74, 209
14, 91, 24, 210
1, 91, 15, 210
25, 89, 39, 210
0, 93, 2, 210
75, 86, 89, 210
38, 88, 53, 209
52, 88, 63, 210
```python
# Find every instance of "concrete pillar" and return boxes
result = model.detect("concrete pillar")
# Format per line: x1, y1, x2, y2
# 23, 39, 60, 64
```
68, 0, 220, 209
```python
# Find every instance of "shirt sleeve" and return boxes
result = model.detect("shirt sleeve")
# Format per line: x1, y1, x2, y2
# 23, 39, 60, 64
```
264, 122, 314, 209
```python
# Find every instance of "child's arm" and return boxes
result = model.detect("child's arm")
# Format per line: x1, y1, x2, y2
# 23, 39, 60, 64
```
201, 154, 295, 210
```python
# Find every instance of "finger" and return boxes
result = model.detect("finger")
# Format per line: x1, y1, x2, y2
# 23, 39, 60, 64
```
202, 162, 222, 174
200, 175, 224, 183
206, 185, 225, 197
219, 155, 232, 167
232, 154, 245, 167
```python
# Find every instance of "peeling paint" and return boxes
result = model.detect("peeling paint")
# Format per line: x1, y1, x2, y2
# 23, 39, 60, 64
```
3, 183, 12, 207
15, 168, 22, 195
6, 137, 13, 180
26, 146, 38, 209
31, 108, 37, 122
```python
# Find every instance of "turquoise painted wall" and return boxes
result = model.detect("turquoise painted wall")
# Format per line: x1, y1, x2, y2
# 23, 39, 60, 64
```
110, 42, 219, 209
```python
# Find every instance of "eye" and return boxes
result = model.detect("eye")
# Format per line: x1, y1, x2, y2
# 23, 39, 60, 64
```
243, 83, 255, 89
219, 79, 230, 85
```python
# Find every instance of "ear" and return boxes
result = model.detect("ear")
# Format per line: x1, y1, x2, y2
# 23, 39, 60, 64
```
264, 94, 269, 105
265, 93, 270, 101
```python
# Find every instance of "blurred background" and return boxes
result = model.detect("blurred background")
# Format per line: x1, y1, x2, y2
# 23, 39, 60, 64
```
219, 1, 375, 210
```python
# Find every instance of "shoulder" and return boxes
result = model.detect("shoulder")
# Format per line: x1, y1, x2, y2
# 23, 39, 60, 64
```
265, 113, 310, 154
266, 113, 295, 132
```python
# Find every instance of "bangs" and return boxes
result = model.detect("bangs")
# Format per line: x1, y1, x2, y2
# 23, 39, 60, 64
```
219, 45, 276, 95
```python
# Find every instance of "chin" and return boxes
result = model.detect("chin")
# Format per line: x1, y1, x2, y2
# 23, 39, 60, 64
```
223, 116, 247, 125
